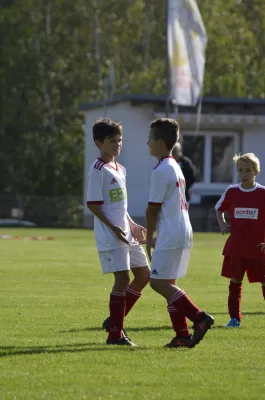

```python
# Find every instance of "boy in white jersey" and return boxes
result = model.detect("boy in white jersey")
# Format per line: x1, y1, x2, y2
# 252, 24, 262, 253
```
87, 118, 150, 346
146, 118, 214, 348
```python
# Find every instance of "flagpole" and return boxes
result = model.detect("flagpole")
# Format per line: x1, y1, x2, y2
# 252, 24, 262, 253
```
195, 95, 202, 133
103, 63, 115, 117
167, 0, 178, 121
103, 77, 108, 117
165, 0, 171, 117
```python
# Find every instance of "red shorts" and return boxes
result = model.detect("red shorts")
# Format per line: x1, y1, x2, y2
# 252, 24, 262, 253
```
222, 256, 265, 283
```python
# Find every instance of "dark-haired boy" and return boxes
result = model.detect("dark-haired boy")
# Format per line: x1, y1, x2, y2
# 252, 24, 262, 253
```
87, 118, 150, 346
146, 118, 214, 348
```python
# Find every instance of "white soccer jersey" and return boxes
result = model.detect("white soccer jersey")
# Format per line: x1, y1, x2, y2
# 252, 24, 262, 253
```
148, 156, 193, 250
87, 158, 134, 251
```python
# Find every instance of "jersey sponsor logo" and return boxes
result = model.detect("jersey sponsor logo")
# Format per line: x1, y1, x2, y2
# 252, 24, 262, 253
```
109, 187, 127, 203
234, 208, 258, 219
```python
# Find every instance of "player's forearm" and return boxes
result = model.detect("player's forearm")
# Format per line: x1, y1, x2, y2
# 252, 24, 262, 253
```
215, 210, 226, 225
127, 213, 136, 228
146, 205, 160, 240
87, 203, 114, 230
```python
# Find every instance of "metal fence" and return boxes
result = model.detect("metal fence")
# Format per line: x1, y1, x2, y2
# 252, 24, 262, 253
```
0, 194, 220, 231
0, 195, 84, 228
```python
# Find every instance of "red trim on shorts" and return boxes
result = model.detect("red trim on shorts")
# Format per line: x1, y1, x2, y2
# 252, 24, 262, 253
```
148, 202, 162, 206
87, 201, 104, 205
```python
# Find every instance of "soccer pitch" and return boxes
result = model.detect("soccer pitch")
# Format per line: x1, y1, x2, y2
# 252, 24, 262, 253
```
0, 229, 264, 400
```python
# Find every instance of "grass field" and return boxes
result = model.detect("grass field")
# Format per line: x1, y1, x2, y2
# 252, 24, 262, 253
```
0, 229, 265, 400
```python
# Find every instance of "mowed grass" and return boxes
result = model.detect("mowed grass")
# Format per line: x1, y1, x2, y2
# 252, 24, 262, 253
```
0, 229, 265, 400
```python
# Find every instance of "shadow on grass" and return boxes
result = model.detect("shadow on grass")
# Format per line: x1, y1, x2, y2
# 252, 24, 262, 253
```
59, 327, 102, 333
210, 312, 265, 316
0, 342, 141, 358
60, 310, 264, 334
211, 325, 236, 329
60, 325, 173, 333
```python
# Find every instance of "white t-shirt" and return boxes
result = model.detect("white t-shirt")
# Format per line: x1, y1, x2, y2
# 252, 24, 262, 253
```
87, 158, 134, 251
148, 156, 193, 250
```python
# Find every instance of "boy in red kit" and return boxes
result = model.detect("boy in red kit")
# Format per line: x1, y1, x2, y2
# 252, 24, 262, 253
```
87, 118, 150, 346
215, 153, 265, 327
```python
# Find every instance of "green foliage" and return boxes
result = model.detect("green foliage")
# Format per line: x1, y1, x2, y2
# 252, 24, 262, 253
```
201, 0, 265, 98
0, 0, 264, 196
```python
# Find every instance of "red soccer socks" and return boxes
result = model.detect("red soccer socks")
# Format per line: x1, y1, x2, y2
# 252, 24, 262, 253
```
125, 286, 141, 316
228, 281, 242, 322
168, 290, 203, 322
167, 304, 190, 337
108, 292, 126, 341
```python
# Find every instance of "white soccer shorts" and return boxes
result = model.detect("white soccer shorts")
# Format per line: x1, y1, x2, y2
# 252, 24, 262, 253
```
98, 244, 149, 274
150, 247, 191, 280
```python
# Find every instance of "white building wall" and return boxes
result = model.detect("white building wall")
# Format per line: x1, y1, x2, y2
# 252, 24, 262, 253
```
119, 103, 155, 218
243, 127, 265, 185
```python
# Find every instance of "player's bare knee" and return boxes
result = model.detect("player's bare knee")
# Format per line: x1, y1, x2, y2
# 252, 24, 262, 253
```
131, 266, 150, 285
150, 278, 160, 292
114, 271, 130, 289
142, 266, 150, 284
122, 273, 130, 288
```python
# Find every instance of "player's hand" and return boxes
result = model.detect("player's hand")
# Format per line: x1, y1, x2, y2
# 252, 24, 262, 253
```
219, 221, 230, 235
111, 225, 130, 245
146, 240, 152, 262
130, 224, 147, 244
146, 237, 156, 261
257, 243, 265, 254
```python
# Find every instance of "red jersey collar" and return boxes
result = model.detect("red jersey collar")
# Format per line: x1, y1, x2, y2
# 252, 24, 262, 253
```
97, 157, 119, 171
159, 156, 174, 162
154, 156, 174, 169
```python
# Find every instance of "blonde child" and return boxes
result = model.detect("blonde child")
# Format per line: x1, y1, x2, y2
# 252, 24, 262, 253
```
215, 153, 265, 327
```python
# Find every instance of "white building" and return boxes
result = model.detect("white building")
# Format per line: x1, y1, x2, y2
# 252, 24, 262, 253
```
80, 94, 265, 230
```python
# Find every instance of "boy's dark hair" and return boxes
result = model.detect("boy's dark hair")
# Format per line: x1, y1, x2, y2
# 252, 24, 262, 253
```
150, 118, 179, 150
93, 118, 122, 142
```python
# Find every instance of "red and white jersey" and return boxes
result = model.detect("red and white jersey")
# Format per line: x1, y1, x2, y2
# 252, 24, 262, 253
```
87, 158, 134, 251
148, 156, 193, 250
215, 183, 265, 260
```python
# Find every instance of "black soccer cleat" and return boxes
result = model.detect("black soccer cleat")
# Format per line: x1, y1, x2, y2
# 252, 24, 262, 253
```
102, 316, 111, 332
102, 316, 129, 338
165, 335, 192, 348
106, 336, 136, 346
188, 312, 214, 348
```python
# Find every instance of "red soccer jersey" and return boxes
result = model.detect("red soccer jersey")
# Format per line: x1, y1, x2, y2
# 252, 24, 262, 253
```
215, 183, 265, 260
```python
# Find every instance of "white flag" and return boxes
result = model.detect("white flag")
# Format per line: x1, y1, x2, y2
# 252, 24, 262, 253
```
167, 0, 207, 106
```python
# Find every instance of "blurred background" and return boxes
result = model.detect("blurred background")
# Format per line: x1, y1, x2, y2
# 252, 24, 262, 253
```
1, 0, 265, 231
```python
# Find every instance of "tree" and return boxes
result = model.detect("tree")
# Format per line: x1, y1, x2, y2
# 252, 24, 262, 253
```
0, 0, 264, 197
